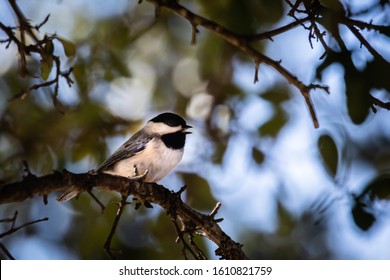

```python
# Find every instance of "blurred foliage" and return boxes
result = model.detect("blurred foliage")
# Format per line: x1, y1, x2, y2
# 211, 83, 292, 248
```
1, 0, 390, 259
318, 134, 338, 178
259, 107, 288, 138
352, 175, 390, 231
316, 50, 390, 124
182, 173, 217, 211
258, 87, 290, 137
243, 199, 332, 259
199, 0, 284, 33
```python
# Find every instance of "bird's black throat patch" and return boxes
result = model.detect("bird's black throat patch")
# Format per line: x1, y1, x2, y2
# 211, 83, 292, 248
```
161, 131, 187, 150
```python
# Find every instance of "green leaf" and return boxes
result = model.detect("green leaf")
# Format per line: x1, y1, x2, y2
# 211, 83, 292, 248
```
105, 50, 131, 80
181, 173, 217, 211
259, 108, 287, 137
365, 175, 390, 201
320, 0, 346, 13
40, 55, 53, 80
252, 147, 265, 164
318, 134, 338, 178
351, 202, 376, 231
351, 174, 390, 231
56, 36, 76, 57
261, 87, 290, 105
276, 200, 296, 237
40, 40, 55, 80
198, 35, 227, 78
212, 140, 227, 164
316, 50, 371, 124
345, 69, 370, 124
365, 59, 390, 91
44, 40, 54, 54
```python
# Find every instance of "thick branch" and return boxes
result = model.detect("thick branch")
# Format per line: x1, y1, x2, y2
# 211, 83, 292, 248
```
0, 171, 248, 260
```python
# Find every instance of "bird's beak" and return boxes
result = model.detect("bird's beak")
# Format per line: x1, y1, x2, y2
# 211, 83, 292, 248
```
183, 125, 192, 134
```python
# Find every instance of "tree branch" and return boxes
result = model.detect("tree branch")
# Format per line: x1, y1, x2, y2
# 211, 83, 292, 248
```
143, 0, 328, 128
0, 0, 75, 111
247, 16, 310, 41
345, 23, 386, 61
0, 210, 48, 259
104, 194, 130, 259
0, 170, 248, 259
0, 213, 48, 239
370, 94, 390, 113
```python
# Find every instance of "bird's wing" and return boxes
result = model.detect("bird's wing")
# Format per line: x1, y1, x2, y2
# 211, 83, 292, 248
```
96, 132, 154, 172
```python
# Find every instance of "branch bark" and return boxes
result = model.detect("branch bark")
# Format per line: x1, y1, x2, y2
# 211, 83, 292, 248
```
0, 170, 249, 260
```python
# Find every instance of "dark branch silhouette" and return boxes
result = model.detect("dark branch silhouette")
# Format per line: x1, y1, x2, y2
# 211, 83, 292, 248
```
0, 210, 48, 259
0, 170, 248, 260
0, 0, 75, 113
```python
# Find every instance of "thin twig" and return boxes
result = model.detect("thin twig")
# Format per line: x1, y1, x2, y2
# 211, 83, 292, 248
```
370, 94, 390, 112
248, 16, 310, 41
103, 194, 129, 259
87, 190, 106, 213
0, 242, 15, 260
191, 23, 199, 45
172, 218, 197, 259
0, 216, 49, 238
342, 17, 389, 34
35, 14, 51, 30
187, 232, 207, 260
209, 202, 223, 223
346, 24, 386, 61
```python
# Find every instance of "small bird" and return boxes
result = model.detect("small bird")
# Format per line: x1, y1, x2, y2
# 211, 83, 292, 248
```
58, 112, 191, 201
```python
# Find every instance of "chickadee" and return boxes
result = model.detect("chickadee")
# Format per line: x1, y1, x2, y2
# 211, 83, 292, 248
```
58, 112, 191, 201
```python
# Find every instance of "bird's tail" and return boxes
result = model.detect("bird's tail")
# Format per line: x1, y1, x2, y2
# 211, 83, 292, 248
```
57, 188, 79, 202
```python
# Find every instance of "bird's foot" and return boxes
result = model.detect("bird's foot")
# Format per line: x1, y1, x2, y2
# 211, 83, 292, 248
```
130, 169, 148, 180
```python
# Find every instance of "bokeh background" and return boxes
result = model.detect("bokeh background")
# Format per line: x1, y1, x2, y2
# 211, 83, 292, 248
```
0, 0, 390, 259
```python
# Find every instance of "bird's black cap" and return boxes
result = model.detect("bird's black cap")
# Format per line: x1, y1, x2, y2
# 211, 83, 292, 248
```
149, 112, 191, 128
